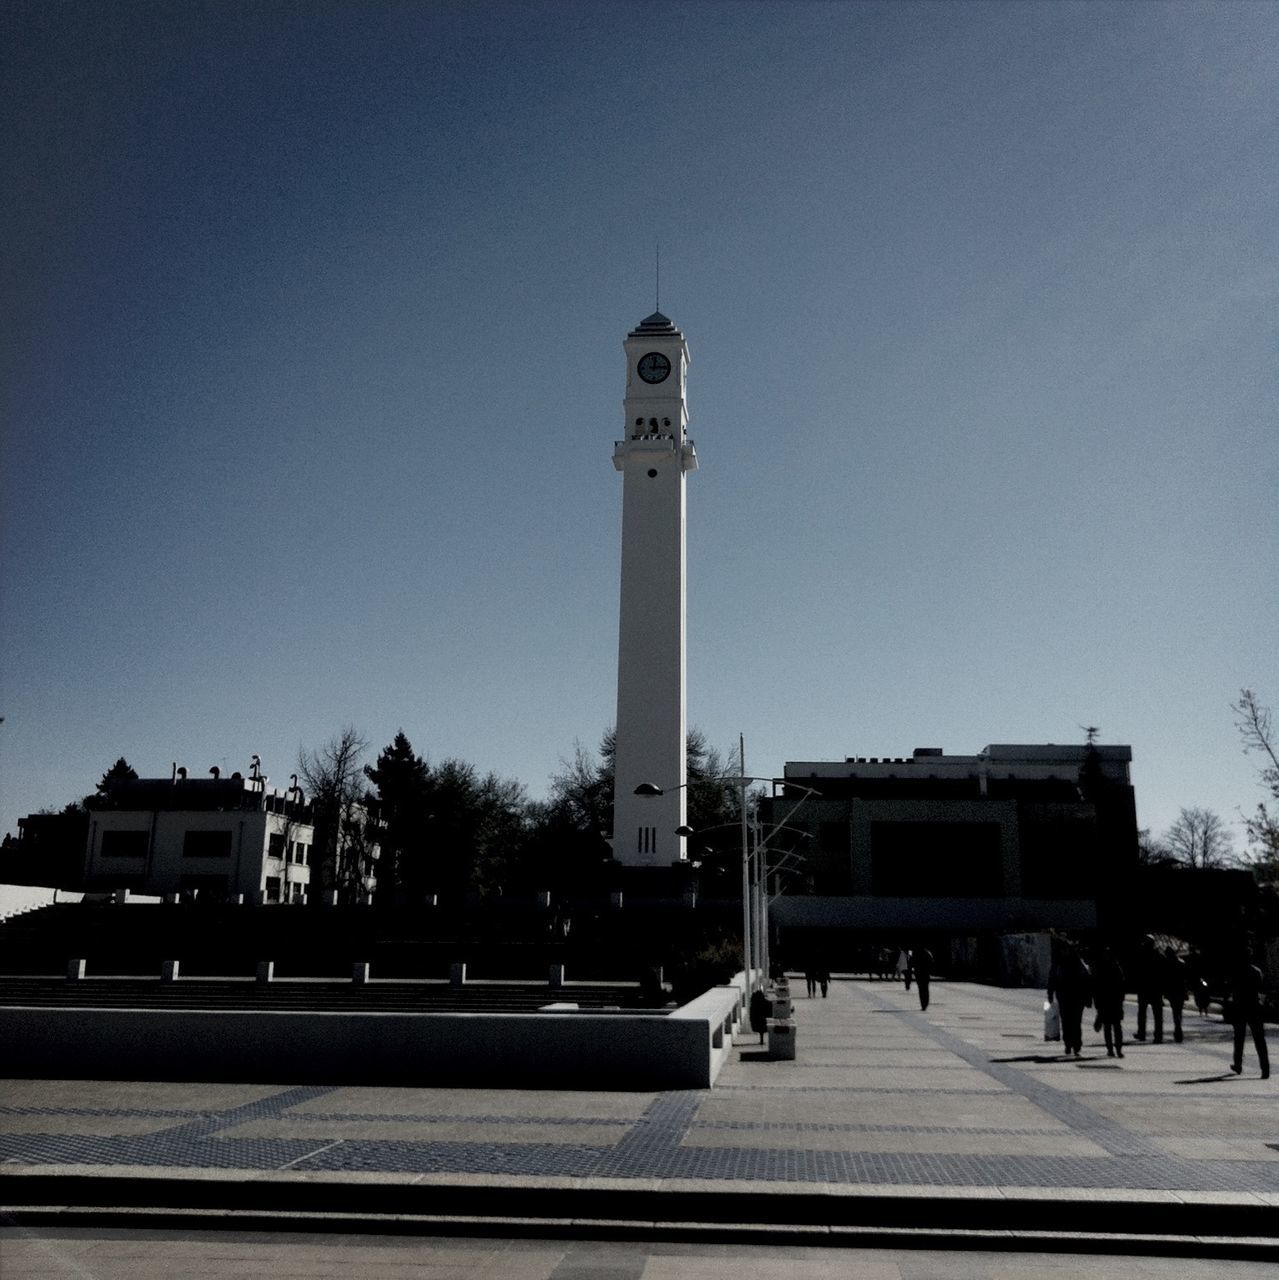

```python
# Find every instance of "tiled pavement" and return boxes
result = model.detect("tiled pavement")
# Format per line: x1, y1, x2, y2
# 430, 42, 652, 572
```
2, 977, 1277, 1248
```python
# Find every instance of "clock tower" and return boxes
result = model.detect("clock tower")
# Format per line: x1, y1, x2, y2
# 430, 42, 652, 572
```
611, 311, 698, 867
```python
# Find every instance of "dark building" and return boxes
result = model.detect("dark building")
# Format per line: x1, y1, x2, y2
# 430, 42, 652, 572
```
763, 743, 1138, 944
3, 810, 91, 890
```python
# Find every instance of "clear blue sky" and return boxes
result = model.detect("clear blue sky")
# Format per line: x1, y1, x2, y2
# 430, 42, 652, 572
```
3, 1, 1276, 854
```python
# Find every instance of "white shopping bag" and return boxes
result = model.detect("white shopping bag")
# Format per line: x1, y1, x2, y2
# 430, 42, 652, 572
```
1043, 999, 1061, 1041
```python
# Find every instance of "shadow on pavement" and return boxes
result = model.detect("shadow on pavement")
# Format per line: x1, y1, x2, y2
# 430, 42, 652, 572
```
990, 1055, 1074, 1064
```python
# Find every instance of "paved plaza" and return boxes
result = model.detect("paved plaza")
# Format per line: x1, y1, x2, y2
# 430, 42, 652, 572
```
2, 977, 1277, 1271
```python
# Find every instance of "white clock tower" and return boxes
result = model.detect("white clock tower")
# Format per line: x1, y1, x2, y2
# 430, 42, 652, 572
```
611, 312, 698, 867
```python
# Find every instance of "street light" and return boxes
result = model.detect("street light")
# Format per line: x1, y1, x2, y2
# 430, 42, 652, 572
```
634, 771, 819, 1005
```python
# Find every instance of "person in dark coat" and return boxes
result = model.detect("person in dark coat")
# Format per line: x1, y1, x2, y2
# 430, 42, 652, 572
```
1047, 940, 1091, 1058
1227, 955, 1270, 1079
1091, 946, 1126, 1059
912, 947, 933, 1011
1134, 935, 1163, 1043
1162, 946, 1188, 1044
749, 988, 772, 1045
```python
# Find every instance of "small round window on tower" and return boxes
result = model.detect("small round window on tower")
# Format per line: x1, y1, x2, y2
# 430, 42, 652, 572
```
663, 418, 671, 427
649, 418, 658, 428
647, 469, 658, 478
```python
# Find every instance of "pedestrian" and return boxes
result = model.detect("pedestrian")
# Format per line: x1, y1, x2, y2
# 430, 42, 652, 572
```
913, 947, 933, 1011
749, 987, 772, 1045
1226, 954, 1270, 1079
804, 965, 817, 998
1047, 939, 1091, 1058
1162, 945, 1188, 1044
1134, 935, 1164, 1043
818, 964, 830, 998
899, 948, 913, 991
1092, 945, 1125, 1059
1187, 947, 1212, 1016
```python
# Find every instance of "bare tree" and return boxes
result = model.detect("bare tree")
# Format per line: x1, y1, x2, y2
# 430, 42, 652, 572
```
1233, 688, 1279, 867
1163, 806, 1236, 870
299, 727, 371, 903
1137, 827, 1174, 868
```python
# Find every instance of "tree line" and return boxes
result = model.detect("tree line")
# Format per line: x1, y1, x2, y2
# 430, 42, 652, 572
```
17, 687, 1278, 898
298, 725, 746, 905
1136, 689, 1279, 884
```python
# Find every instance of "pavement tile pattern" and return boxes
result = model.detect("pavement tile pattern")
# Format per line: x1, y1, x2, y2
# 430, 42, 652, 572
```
3, 979, 1278, 1195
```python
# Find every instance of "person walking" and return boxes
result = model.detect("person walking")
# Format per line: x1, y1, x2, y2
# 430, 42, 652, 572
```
1047, 940, 1091, 1058
749, 987, 772, 1045
913, 947, 934, 1011
1092, 945, 1126, 1059
804, 965, 818, 998
817, 964, 830, 998
1162, 945, 1188, 1044
1227, 954, 1270, 1079
1134, 935, 1164, 1043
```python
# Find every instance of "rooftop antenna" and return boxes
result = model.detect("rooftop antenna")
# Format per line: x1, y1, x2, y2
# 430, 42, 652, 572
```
1081, 725, 1101, 746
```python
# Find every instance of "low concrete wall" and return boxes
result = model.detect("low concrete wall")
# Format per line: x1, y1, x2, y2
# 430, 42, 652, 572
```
0, 885, 82, 922
0, 979, 749, 1091
670, 975, 747, 1086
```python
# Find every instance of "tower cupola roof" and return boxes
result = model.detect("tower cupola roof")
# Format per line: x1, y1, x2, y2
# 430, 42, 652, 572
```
628, 311, 682, 339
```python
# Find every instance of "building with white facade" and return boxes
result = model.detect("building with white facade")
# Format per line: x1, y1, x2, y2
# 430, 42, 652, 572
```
611, 312, 698, 867
82, 770, 314, 904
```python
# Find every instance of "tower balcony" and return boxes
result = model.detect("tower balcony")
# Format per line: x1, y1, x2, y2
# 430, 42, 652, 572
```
613, 437, 698, 472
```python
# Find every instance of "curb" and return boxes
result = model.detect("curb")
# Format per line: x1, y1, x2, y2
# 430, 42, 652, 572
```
3, 1174, 1278, 1260
4, 1207, 1278, 1263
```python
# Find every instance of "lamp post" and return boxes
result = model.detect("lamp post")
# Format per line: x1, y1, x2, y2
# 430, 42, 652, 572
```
634, 764, 819, 1006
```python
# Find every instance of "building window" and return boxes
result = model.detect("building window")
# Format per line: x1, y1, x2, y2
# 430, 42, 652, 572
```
268, 832, 286, 860
182, 830, 232, 858
295, 843, 308, 865
100, 830, 148, 859
265, 876, 281, 902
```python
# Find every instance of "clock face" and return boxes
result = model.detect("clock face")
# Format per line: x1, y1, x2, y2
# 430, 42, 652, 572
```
637, 351, 672, 384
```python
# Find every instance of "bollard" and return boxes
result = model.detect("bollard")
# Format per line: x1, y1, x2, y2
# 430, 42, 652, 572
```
548, 963, 565, 988
257, 961, 275, 984
66, 959, 86, 981
536, 890, 551, 909
229, 894, 245, 906
352, 962, 370, 984
608, 891, 624, 910
161, 960, 180, 982
166, 893, 181, 905
450, 962, 467, 986
767, 1018, 797, 1060
325, 890, 340, 907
